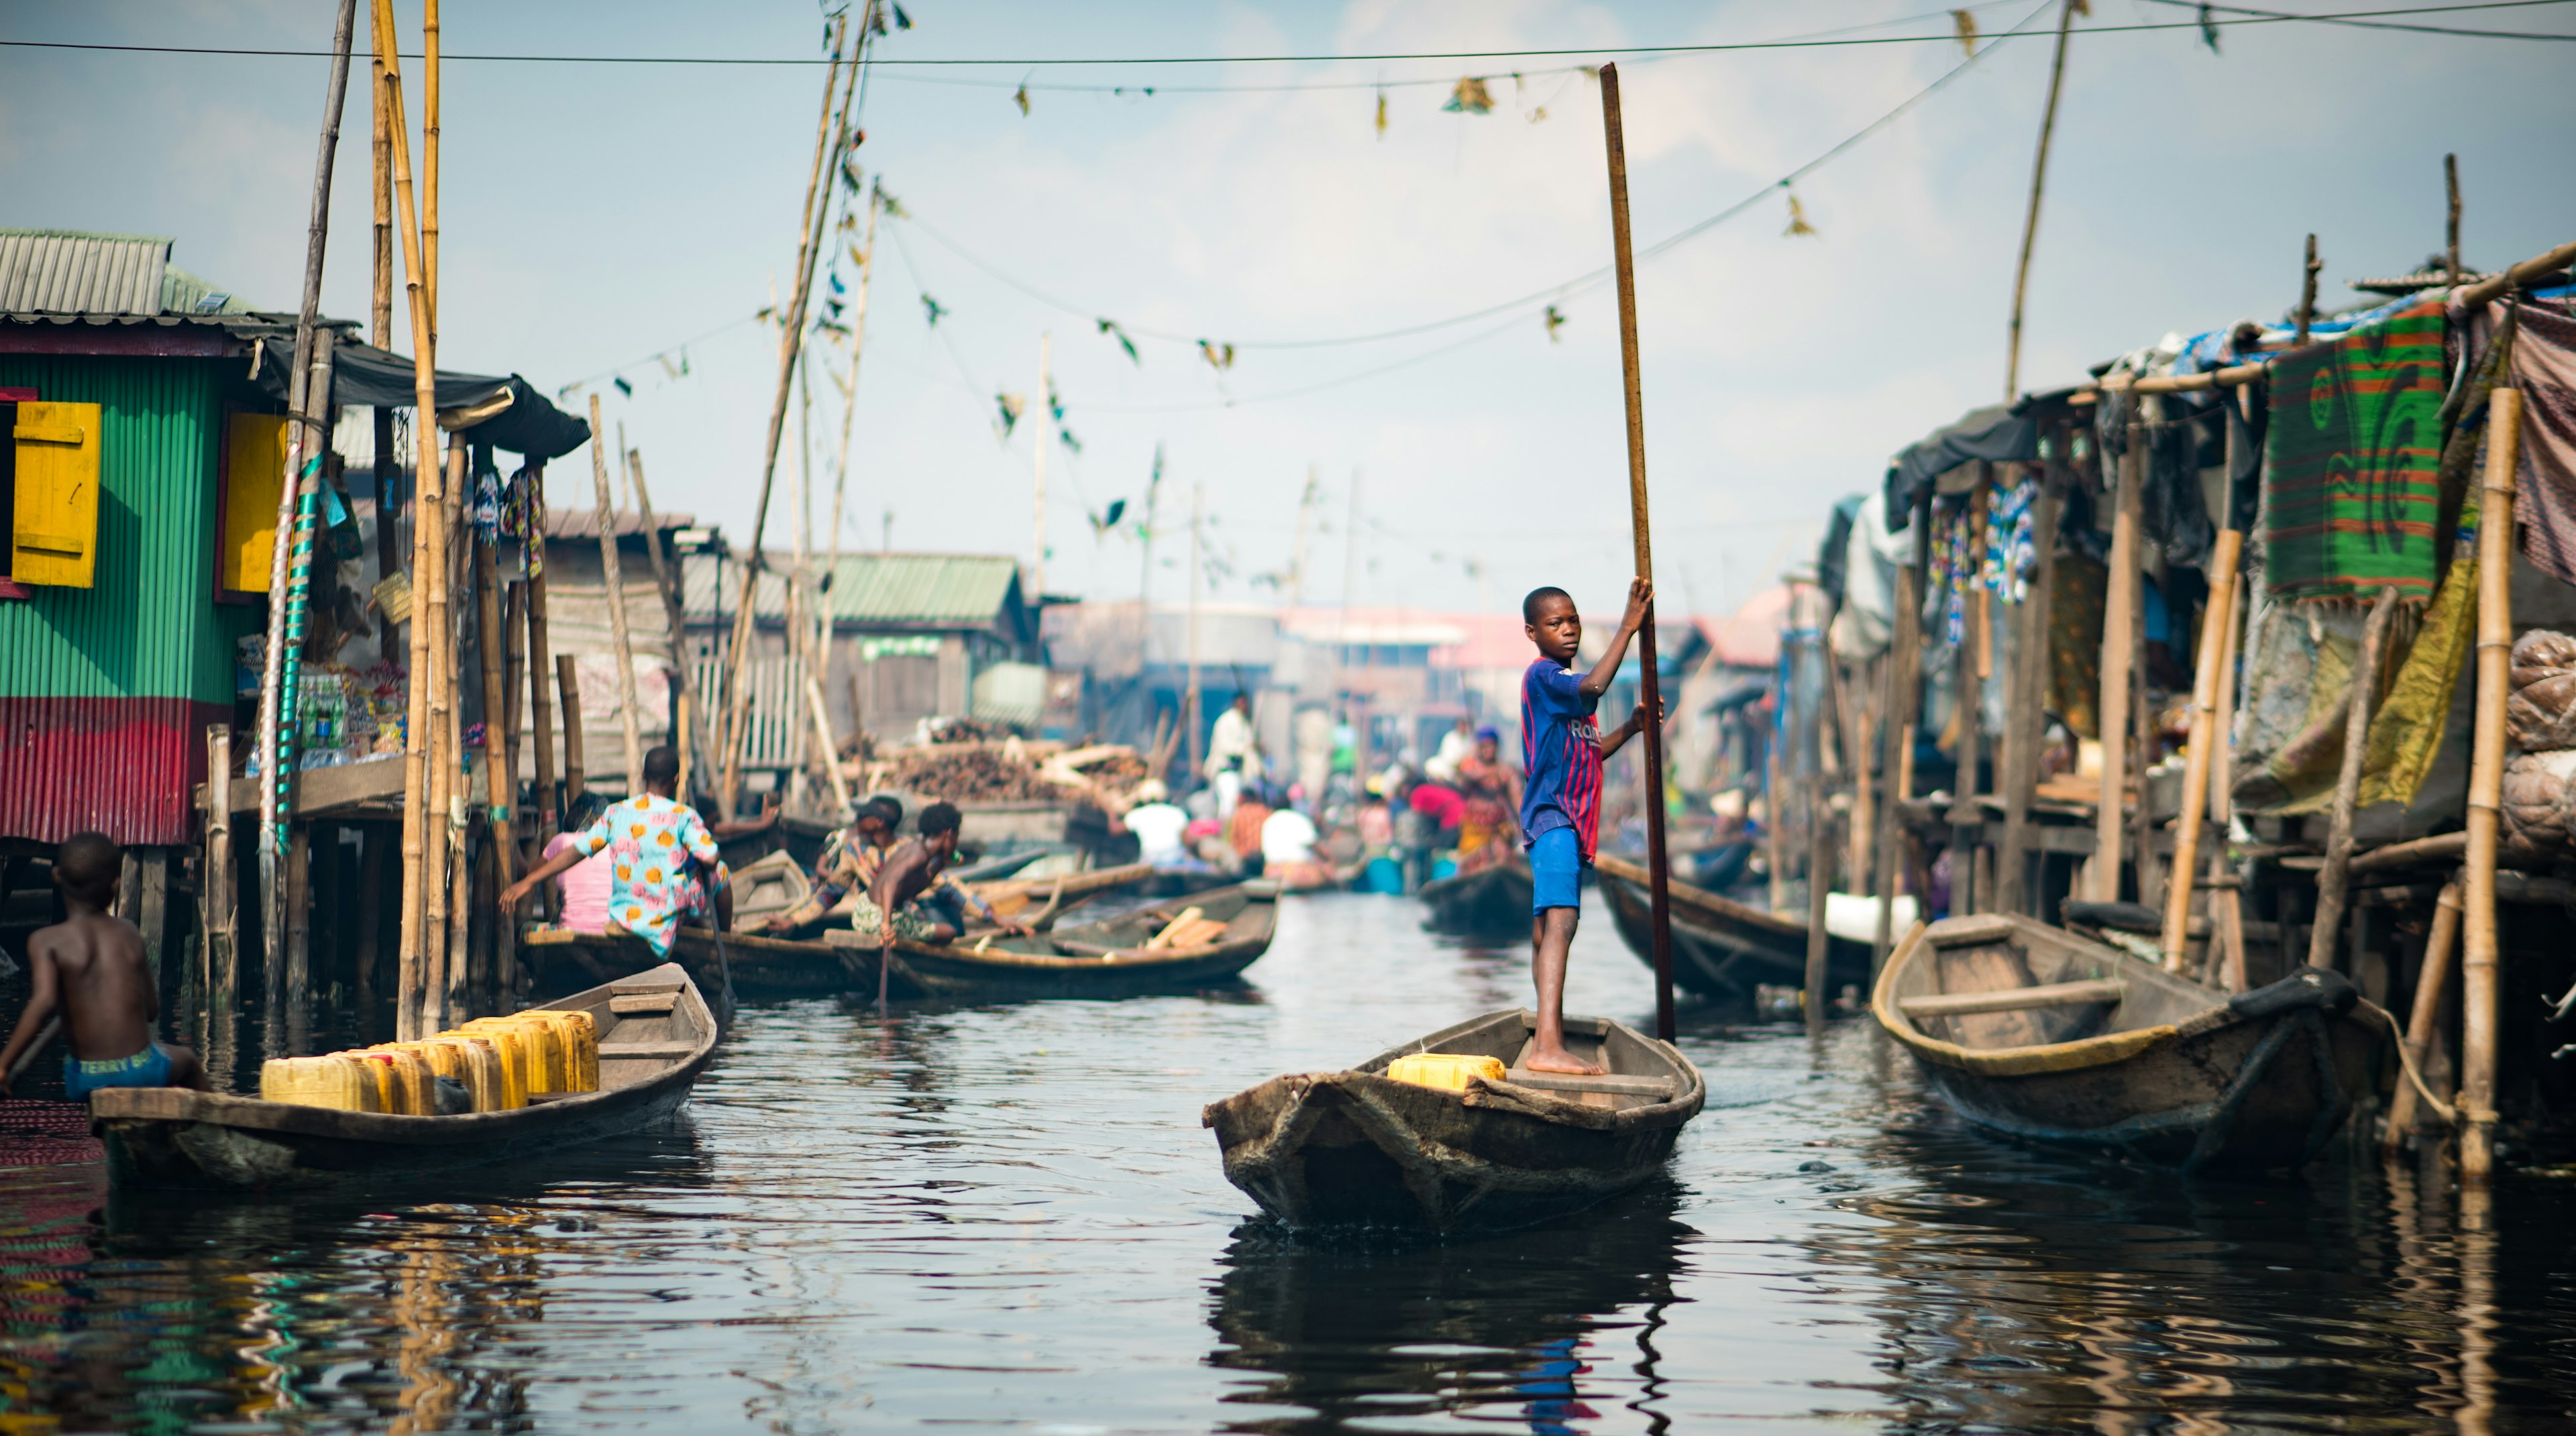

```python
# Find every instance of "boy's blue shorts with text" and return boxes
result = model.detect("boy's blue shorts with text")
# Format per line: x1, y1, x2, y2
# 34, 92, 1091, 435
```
1530, 826, 1583, 914
64, 1042, 172, 1099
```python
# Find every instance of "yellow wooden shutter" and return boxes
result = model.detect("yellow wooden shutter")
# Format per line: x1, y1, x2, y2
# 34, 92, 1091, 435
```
11, 401, 103, 588
221, 412, 290, 594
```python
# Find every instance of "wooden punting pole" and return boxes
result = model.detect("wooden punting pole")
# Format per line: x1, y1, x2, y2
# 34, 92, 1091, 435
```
2092, 429, 2143, 901
1597, 63, 1676, 1042
1874, 496, 1929, 973
2462, 388, 2524, 1184
587, 394, 645, 790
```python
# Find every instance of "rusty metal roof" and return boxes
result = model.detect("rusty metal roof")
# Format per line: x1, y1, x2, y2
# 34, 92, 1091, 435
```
0, 230, 175, 315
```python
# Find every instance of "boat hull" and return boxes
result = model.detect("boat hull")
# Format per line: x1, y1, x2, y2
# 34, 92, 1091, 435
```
93, 964, 719, 1192
1203, 1009, 1705, 1235
1417, 861, 1531, 940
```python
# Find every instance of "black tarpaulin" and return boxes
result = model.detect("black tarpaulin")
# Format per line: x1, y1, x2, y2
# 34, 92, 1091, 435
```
1882, 403, 2039, 529
259, 336, 591, 461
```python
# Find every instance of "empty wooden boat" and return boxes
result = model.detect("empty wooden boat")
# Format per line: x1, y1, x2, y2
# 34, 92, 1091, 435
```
92, 964, 718, 1191
1417, 858, 1532, 941
1593, 853, 1871, 1002
831, 882, 1280, 997
1203, 1008, 1705, 1234
1873, 913, 2383, 1172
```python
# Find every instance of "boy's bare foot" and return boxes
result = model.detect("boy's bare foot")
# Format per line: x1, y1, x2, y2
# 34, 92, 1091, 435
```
1523, 1045, 1607, 1076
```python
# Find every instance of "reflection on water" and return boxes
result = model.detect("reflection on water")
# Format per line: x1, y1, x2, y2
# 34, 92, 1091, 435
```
0, 892, 2564, 1431
1209, 1188, 1692, 1433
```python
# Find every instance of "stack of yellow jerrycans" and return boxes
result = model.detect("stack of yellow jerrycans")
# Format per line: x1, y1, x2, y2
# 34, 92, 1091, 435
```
260, 1009, 602, 1114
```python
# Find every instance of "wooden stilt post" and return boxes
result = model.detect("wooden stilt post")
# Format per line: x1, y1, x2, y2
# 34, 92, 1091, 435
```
2462, 388, 2523, 1185
2385, 877, 2464, 1155
2308, 586, 2401, 971
1949, 470, 1990, 914
356, 825, 382, 1038
588, 394, 645, 791
138, 847, 168, 986
2163, 529, 2244, 967
284, 825, 312, 1053
1597, 63, 1677, 1042
525, 464, 559, 837
2209, 577, 2250, 991
1874, 496, 1929, 973
1997, 467, 2059, 916
2094, 430, 2143, 901
558, 653, 587, 808
474, 534, 519, 1001
203, 725, 237, 1070
1805, 767, 1832, 1036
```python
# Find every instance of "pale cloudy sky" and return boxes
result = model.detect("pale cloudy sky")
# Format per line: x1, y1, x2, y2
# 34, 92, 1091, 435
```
4, 1, 2571, 619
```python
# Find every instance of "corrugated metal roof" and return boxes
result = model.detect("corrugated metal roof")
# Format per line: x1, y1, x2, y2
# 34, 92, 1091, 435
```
0, 231, 174, 315
543, 508, 698, 539
682, 551, 1025, 630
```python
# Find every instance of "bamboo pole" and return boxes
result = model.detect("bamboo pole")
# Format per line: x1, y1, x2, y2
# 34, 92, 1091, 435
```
2307, 585, 2401, 972
1839, 657, 1874, 889
558, 654, 587, 807
425, 437, 466, 1035
2385, 877, 2464, 1155
1805, 767, 1831, 1037
824, 183, 880, 588
422, 0, 440, 339
806, 675, 853, 814
587, 394, 645, 791
284, 827, 311, 1054
370, 22, 400, 658
721, 15, 859, 817
2092, 433, 2143, 901
2461, 388, 2523, 1185
2209, 576, 2249, 991
375, 0, 445, 1042
1598, 63, 1677, 1042
2002, 0, 2079, 403
255, 0, 357, 1046
2161, 527, 2242, 968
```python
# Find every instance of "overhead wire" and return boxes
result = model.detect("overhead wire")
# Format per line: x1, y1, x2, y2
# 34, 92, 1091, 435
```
7, 2, 2568, 66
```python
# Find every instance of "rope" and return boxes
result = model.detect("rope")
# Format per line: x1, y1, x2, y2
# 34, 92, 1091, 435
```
2357, 995, 2459, 1127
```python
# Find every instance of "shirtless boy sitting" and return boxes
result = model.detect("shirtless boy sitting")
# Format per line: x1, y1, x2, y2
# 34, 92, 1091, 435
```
0, 832, 208, 1098
854, 802, 969, 946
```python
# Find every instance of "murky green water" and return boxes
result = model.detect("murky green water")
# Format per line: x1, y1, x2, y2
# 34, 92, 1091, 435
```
1, 892, 2568, 1431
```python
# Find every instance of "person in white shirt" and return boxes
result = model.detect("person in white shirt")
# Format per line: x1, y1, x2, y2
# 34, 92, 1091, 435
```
1425, 716, 1474, 786
1122, 787, 1193, 867
1203, 692, 1260, 820
1259, 804, 1333, 889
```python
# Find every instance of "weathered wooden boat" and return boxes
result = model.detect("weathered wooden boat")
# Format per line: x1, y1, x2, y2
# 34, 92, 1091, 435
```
1874, 913, 2383, 1172
1417, 857, 1532, 940
1593, 852, 1871, 1001
521, 861, 1159, 999
91, 964, 718, 1191
1203, 1008, 1705, 1233
830, 882, 1281, 997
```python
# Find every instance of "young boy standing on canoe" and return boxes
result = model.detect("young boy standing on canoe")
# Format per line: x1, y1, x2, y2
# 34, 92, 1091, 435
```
0, 832, 208, 1097
502, 744, 732, 954
1520, 578, 1656, 1075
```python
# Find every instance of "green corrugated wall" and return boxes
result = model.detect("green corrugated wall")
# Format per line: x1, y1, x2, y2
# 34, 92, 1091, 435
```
0, 353, 254, 704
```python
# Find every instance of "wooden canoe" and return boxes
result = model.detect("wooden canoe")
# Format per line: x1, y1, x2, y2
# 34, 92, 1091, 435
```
1873, 912, 2384, 1172
1593, 852, 1871, 1001
1203, 1007, 1705, 1234
91, 963, 718, 1192
829, 882, 1281, 997
1417, 858, 1532, 940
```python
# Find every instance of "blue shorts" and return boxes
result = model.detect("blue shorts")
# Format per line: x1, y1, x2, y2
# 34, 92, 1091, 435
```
64, 1042, 172, 1099
1530, 826, 1584, 914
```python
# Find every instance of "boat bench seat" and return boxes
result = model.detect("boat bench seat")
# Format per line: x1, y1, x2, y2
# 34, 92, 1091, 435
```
598, 1040, 698, 1060
1502, 1070, 1677, 1099
1900, 979, 2123, 1019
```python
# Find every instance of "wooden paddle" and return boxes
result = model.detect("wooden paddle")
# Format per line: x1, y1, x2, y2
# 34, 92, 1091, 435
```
1597, 65, 1677, 1042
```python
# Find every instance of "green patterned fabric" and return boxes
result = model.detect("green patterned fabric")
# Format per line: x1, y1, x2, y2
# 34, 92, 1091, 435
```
2263, 300, 2448, 604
